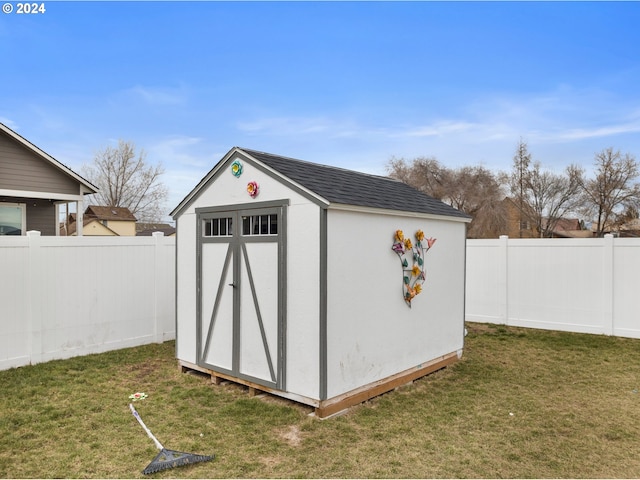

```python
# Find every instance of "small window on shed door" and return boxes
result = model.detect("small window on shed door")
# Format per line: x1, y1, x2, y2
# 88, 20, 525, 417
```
242, 214, 278, 236
203, 217, 233, 237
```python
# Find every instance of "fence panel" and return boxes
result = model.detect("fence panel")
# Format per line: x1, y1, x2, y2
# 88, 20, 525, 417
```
0, 232, 176, 370
465, 237, 508, 324
612, 239, 640, 338
0, 236, 30, 368
466, 235, 640, 339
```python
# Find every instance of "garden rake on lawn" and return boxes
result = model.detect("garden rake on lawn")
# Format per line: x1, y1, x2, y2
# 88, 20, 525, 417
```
129, 403, 214, 475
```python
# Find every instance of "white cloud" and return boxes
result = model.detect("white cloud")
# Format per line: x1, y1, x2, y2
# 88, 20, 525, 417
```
396, 121, 478, 138
145, 134, 224, 213
547, 120, 640, 142
472, 87, 639, 138
147, 134, 218, 170
236, 116, 337, 136
0, 117, 18, 130
125, 84, 189, 106
224, 82, 640, 175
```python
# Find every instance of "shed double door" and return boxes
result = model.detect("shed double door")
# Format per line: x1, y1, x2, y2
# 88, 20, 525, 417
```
197, 203, 286, 390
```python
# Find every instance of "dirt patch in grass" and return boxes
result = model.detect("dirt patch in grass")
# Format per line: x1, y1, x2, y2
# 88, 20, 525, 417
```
277, 425, 303, 447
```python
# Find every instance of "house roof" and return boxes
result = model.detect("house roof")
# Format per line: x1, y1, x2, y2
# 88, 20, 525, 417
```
0, 122, 98, 194
172, 147, 471, 221
552, 218, 582, 232
85, 205, 137, 222
136, 224, 176, 236
63, 217, 121, 236
61, 206, 137, 236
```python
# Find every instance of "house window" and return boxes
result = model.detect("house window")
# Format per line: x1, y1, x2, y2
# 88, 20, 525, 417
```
242, 214, 278, 236
0, 203, 25, 235
203, 217, 233, 237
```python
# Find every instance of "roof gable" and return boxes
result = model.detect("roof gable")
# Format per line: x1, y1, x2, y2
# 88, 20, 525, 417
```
85, 205, 137, 221
0, 122, 98, 194
172, 147, 471, 221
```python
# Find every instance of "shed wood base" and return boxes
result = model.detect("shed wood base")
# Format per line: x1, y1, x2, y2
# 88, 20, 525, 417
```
179, 351, 460, 418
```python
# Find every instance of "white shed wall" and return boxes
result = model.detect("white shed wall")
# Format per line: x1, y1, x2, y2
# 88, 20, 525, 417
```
283, 201, 321, 398
182, 159, 314, 210
175, 212, 198, 363
174, 158, 322, 398
325, 209, 466, 398
176, 160, 301, 364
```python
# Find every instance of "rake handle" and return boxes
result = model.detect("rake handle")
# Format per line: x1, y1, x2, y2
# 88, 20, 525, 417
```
129, 403, 164, 451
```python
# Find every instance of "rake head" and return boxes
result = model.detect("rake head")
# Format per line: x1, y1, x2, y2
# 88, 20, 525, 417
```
142, 448, 214, 475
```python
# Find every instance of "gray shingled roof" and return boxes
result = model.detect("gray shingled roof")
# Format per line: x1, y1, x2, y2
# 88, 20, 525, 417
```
241, 148, 471, 220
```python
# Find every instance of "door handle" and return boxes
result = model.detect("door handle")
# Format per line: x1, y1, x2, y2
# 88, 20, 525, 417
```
228, 283, 236, 288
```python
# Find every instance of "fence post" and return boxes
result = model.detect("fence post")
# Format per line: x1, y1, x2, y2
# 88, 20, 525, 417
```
152, 231, 165, 344
499, 235, 509, 325
603, 234, 614, 335
26, 231, 43, 365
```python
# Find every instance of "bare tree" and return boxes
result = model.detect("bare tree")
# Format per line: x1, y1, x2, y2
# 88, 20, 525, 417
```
573, 148, 640, 237
81, 140, 168, 223
446, 165, 507, 238
615, 205, 639, 227
387, 156, 450, 201
509, 139, 534, 237
386, 157, 506, 238
508, 140, 582, 237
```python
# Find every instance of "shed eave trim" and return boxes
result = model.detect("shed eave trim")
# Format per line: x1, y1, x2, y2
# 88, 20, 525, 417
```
326, 202, 472, 222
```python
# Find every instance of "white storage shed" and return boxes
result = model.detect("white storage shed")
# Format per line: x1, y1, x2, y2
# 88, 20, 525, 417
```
171, 147, 471, 417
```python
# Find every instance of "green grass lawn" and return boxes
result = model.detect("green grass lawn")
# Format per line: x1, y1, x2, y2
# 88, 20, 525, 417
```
1, 323, 639, 478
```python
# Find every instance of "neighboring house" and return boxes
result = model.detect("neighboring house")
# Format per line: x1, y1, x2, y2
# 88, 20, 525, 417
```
595, 218, 640, 238
493, 198, 592, 239
549, 218, 592, 238
0, 123, 98, 236
618, 218, 640, 238
136, 223, 176, 237
62, 205, 137, 236
498, 197, 539, 238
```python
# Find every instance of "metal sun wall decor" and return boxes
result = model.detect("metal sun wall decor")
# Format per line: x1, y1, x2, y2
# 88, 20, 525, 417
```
391, 229, 436, 307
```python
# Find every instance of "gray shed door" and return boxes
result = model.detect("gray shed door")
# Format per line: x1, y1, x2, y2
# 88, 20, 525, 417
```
196, 203, 286, 390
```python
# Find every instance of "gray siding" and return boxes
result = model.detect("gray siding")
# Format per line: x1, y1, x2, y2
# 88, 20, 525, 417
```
26, 200, 56, 235
0, 196, 57, 235
0, 131, 80, 195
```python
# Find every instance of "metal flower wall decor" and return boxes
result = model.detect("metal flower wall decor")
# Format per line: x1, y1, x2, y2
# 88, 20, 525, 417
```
231, 160, 243, 177
391, 229, 436, 307
247, 180, 259, 198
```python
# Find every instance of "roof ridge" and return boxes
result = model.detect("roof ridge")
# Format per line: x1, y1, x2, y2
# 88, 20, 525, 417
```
239, 147, 401, 183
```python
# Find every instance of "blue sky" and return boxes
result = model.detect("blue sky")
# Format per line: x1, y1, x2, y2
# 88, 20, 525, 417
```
2, 1, 640, 216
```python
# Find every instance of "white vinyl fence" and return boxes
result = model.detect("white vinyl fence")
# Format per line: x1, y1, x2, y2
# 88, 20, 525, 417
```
466, 235, 640, 339
0, 231, 175, 370
3, 232, 638, 371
